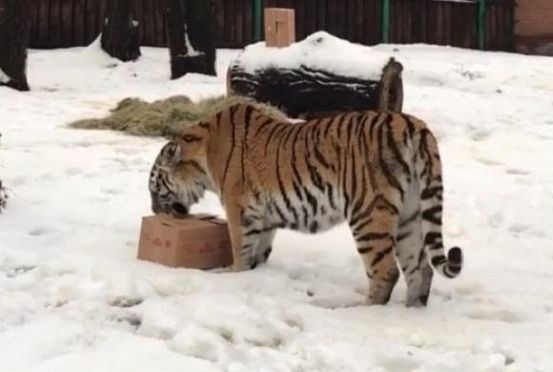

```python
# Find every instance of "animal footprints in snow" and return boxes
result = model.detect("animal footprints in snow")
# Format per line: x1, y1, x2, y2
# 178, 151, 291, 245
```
506, 168, 530, 176
109, 296, 144, 308
463, 309, 523, 323
64, 167, 83, 176
170, 324, 226, 362
8, 176, 28, 186
283, 314, 304, 332
100, 187, 122, 195
488, 215, 534, 235
504, 354, 516, 365
170, 323, 287, 363
107, 298, 144, 331
508, 223, 530, 234
487, 212, 504, 228
169, 312, 304, 363
375, 354, 420, 372
28, 225, 54, 236
111, 313, 142, 330
457, 68, 484, 81
473, 158, 531, 178
470, 129, 491, 141
453, 283, 482, 296
476, 157, 502, 166
5, 265, 37, 278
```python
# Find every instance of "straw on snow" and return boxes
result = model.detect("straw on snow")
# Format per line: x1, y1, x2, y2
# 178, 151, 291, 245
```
69, 95, 289, 138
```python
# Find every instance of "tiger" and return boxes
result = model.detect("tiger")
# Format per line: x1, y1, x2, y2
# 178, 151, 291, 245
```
148, 102, 463, 307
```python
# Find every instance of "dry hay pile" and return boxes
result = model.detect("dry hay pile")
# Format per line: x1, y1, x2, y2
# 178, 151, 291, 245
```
69, 95, 289, 138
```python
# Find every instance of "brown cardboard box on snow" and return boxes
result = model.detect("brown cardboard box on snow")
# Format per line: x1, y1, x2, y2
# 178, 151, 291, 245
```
264, 8, 296, 47
137, 214, 232, 269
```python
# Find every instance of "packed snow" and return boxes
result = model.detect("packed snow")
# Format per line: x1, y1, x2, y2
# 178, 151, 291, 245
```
1, 38, 553, 372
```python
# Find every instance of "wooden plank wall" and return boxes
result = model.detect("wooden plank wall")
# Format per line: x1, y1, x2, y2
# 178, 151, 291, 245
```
28, 0, 253, 48
217, 0, 254, 48
28, 0, 515, 51
486, 0, 515, 51
30, 0, 109, 48
264, 0, 382, 45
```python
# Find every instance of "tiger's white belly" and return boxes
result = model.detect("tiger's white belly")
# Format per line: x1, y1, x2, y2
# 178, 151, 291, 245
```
265, 187, 346, 234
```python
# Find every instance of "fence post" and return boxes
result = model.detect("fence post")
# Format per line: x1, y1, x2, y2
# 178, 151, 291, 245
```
477, 0, 486, 50
508, 0, 516, 51
253, 0, 263, 41
382, 0, 391, 43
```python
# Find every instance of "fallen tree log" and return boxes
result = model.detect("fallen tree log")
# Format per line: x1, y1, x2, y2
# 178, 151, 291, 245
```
228, 32, 403, 118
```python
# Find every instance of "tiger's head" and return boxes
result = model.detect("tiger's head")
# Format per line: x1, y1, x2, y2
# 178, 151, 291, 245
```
148, 131, 211, 218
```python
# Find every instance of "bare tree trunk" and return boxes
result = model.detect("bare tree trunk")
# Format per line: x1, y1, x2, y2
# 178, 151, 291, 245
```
101, 0, 141, 62
0, 0, 31, 91
167, 0, 217, 79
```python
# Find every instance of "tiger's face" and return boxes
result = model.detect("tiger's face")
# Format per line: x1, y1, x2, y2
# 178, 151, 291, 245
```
148, 140, 208, 219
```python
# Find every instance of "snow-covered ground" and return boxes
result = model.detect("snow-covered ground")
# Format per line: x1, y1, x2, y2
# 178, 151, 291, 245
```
1, 40, 553, 372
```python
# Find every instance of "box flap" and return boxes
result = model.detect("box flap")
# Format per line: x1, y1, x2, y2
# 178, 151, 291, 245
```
142, 214, 229, 241
145, 214, 227, 228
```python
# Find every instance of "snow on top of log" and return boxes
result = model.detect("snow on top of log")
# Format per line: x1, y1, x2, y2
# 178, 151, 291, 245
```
235, 31, 393, 81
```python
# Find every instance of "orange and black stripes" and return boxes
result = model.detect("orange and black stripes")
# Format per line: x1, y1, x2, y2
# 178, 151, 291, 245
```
149, 102, 463, 306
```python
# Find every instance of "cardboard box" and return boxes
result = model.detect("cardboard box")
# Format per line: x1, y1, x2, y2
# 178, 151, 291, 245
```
264, 8, 296, 47
138, 214, 232, 269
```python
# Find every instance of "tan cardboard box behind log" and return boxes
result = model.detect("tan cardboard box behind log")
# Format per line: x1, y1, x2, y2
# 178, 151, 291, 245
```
264, 8, 296, 47
138, 214, 232, 269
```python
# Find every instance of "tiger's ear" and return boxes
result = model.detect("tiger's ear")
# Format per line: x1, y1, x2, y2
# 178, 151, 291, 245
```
162, 141, 183, 167
175, 131, 205, 159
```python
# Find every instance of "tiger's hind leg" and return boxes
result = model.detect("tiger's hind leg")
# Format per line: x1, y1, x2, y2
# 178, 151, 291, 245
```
351, 206, 400, 305
396, 212, 433, 307
395, 179, 434, 307
419, 251, 434, 306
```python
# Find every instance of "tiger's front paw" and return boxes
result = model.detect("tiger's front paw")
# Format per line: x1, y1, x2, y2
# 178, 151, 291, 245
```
256, 246, 272, 264
232, 255, 258, 272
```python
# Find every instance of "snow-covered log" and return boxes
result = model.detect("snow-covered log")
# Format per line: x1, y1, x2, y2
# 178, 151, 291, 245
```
228, 32, 403, 118
0, 0, 31, 91
101, 0, 141, 62
167, 0, 217, 79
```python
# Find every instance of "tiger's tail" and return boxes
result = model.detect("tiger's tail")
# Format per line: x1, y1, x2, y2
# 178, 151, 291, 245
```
415, 128, 463, 279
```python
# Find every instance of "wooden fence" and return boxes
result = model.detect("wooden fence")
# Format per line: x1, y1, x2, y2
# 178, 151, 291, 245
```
28, 0, 515, 51
264, 0, 383, 45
